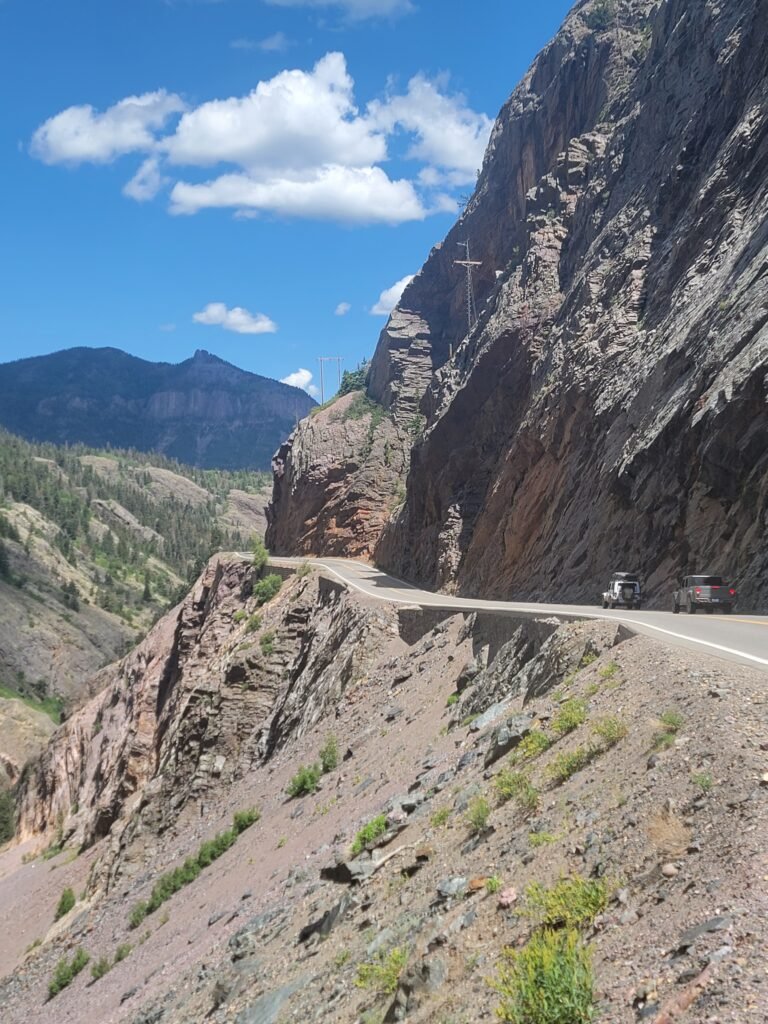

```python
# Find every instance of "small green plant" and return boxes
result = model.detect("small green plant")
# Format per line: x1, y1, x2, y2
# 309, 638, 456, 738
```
691, 771, 713, 792
579, 651, 598, 667
651, 709, 684, 751
259, 630, 275, 655
114, 943, 132, 963
351, 814, 388, 856
548, 746, 599, 784
552, 698, 588, 736
430, 806, 451, 828
446, 692, 459, 707
355, 946, 408, 995
252, 536, 269, 573
54, 887, 76, 921
494, 769, 539, 814
465, 796, 491, 835
461, 712, 480, 727
524, 876, 608, 929
48, 947, 90, 999
491, 928, 594, 1024
245, 613, 262, 633
277, 836, 287, 848
319, 734, 339, 773
287, 763, 322, 798
296, 562, 313, 578
514, 730, 551, 762
584, 682, 600, 697
233, 609, 247, 623
592, 716, 628, 748
253, 574, 282, 606
128, 808, 259, 928
91, 957, 111, 981
485, 874, 502, 894
334, 948, 351, 968
599, 661, 619, 679
529, 831, 558, 848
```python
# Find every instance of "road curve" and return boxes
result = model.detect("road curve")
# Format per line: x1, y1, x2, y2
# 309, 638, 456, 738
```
264, 556, 768, 673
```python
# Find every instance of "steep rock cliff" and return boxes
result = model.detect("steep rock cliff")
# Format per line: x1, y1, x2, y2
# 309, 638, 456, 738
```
271, 0, 768, 608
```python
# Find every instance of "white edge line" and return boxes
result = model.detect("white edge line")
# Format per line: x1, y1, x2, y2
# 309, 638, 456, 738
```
268, 558, 768, 669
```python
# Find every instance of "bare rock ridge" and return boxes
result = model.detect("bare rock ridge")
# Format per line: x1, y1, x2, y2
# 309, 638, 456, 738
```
268, 0, 768, 609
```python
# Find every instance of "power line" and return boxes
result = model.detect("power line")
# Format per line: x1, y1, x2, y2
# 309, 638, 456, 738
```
454, 239, 482, 336
317, 356, 343, 404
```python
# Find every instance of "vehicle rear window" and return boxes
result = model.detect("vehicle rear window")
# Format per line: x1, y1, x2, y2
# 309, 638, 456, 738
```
690, 576, 723, 586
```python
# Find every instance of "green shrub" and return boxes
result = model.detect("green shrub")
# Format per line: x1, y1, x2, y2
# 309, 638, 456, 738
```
351, 814, 388, 856
651, 709, 684, 751
233, 609, 246, 623
547, 746, 599, 784
446, 693, 459, 707
492, 928, 594, 1024
592, 716, 628, 747
494, 769, 539, 813
54, 887, 76, 921
0, 788, 15, 844
245, 613, 262, 633
430, 806, 451, 827
252, 537, 268, 574
254, 574, 282, 606
319, 735, 339, 773
465, 796, 491, 835
115, 943, 132, 962
691, 771, 713, 792
529, 831, 558, 848
296, 562, 313, 578
91, 957, 111, 981
514, 730, 551, 761
485, 874, 502, 894
355, 946, 408, 995
259, 630, 275, 655
128, 809, 259, 928
598, 661, 619, 679
287, 763, 322, 798
552, 698, 588, 737
524, 876, 608, 929
48, 947, 90, 999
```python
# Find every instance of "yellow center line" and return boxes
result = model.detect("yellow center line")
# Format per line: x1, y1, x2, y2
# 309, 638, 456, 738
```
718, 618, 768, 627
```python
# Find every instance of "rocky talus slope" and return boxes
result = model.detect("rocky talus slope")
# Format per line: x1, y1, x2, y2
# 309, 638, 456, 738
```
269, 0, 768, 609
0, 558, 766, 1023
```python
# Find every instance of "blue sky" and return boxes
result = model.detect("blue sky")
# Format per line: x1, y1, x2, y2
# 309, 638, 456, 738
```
0, 0, 572, 399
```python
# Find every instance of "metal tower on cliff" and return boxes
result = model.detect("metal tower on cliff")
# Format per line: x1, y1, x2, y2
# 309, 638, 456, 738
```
454, 240, 482, 335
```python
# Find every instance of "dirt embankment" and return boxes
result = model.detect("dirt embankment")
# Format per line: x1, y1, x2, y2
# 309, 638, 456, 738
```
1, 557, 765, 1024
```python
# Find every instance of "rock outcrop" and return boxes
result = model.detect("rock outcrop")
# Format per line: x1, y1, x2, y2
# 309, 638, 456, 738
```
269, 0, 768, 609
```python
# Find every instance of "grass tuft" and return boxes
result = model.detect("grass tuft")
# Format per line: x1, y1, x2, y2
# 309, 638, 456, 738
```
465, 796, 491, 835
524, 875, 608, 929
552, 698, 588, 736
355, 947, 408, 995
547, 745, 599, 784
54, 886, 76, 921
592, 716, 628, 748
351, 814, 388, 856
494, 770, 539, 814
48, 948, 90, 999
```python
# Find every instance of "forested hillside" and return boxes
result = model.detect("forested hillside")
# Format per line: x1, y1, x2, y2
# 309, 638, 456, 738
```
0, 430, 269, 782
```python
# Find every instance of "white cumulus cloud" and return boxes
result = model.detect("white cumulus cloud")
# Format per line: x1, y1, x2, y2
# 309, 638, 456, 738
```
31, 90, 185, 165
371, 274, 414, 315
335, 301, 351, 316
231, 32, 292, 52
30, 52, 490, 225
193, 302, 277, 334
265, 0, 413, 18
367, 74, 492, 185
281, 367, 320, 398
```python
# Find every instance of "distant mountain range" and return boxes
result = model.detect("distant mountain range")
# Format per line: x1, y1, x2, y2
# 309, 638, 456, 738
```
0, 347, 315, 469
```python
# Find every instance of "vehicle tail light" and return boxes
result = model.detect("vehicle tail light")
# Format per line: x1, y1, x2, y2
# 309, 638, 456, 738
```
729, 588, 736, 596
712, 585, 720, 589
695, 587, 701, 595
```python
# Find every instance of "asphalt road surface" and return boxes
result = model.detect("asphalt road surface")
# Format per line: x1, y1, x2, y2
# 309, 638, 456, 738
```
266, 557, 768, 672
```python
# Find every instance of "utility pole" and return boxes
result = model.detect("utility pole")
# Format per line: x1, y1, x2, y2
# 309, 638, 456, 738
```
454, 240, 482, 336
317, 356, 343, 404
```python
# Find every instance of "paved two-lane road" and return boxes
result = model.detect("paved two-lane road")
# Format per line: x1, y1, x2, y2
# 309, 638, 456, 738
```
267, 557, 768, 672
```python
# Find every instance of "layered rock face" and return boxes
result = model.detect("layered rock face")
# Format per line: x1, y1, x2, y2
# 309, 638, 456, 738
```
271, 0, 768, 608
16, 557, 396, 878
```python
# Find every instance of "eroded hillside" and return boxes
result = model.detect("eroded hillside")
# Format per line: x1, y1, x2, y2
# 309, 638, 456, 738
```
0, 557, 766, 1024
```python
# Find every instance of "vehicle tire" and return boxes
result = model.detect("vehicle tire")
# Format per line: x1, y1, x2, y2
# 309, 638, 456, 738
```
686, 597, 696, 614
673, 600, 680, 614
602, 600, 608, 609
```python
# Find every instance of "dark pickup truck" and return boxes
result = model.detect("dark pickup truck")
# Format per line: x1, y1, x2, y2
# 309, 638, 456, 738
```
673, 575, 736, 614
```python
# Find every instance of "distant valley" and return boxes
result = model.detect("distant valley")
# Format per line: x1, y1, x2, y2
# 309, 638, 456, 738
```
0, 429, 270, 781
0, 347, 315, 470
